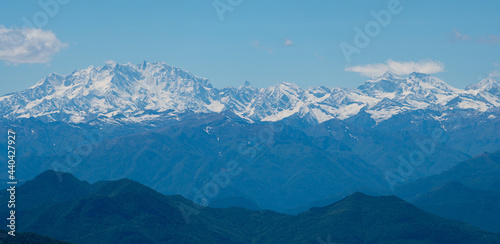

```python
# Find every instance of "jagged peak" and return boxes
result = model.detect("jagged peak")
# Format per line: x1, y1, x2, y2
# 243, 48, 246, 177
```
30, 72, 65, 89
408, 73, 454, 88
466, 77, 499, 91
140, 60, 148, 69
380, 71, 401, 79
271, 82, 302, 91
264, 82, 304, 99
363, 72, 405, 85
408, 72, 444, 84
1, 61, 499, 125
358, 71, 461, 95
54, 61, 212, 88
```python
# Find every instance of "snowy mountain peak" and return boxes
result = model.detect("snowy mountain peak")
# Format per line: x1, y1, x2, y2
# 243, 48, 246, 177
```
358, 72, 407, 94
365, 71, 404, 83
140, 60, 148, 69
359, 72, 459, 95
273, 82, 302, 91
466, 77, 500, 95
1, 62, 499, 124
380, 71, 401, 79
0, 61, 217, 123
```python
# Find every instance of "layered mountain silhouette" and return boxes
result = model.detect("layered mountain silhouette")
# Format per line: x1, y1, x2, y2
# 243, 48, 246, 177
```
2, 170, 500, 244
1, 108, 499, 212
0, 62, 499, 212
396, 151, 500, 200
390, 151, 500, 233
413, 181, 500, 233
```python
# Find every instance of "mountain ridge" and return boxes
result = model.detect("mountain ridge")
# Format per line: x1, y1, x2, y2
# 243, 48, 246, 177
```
1, 61, 499, 125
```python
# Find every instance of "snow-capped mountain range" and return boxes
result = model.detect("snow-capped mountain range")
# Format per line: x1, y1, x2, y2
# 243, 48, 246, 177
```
1, 61, 499, 124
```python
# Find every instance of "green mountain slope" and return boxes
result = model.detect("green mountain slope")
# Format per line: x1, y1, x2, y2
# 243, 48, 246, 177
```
7, 171, 500, 244
413, 181, 500, 233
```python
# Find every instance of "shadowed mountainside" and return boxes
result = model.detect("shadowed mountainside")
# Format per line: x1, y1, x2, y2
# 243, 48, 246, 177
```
2, 170, 499, 244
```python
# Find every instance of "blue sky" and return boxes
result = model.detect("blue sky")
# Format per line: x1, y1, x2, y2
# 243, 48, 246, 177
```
0, 0, 499, 95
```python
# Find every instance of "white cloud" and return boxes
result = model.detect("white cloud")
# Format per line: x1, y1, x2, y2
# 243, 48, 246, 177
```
478, 35, 500, 45
345, 59, 445, 77
489, 64, 500, 78
490, 70, 500, 78
315, 52, 325, 60
105, 60, 117, 65
0, 26, 67, 64
251, 40, 274, 53
284, 38, 293, 47
450, 29, 470, 42
449, 29, 500, 45
251, 40, 260, 48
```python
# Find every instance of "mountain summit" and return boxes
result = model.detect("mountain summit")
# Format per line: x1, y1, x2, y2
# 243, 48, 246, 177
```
467, 77, 500, 95
1, 62, 499, 124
